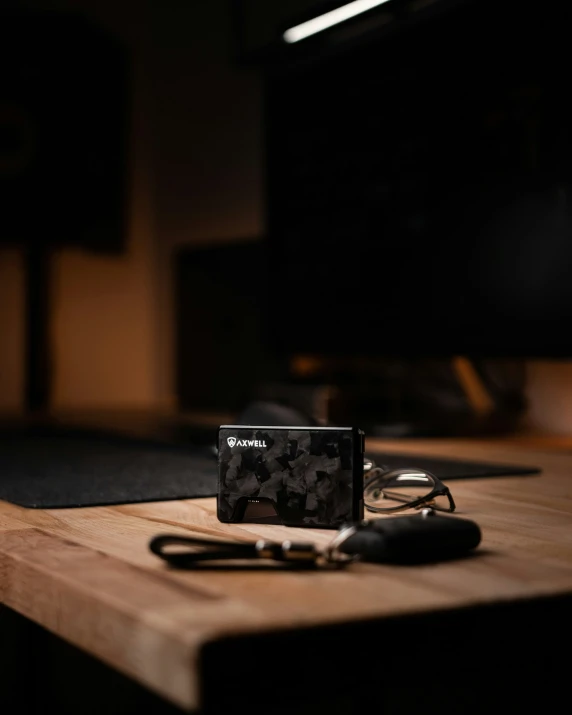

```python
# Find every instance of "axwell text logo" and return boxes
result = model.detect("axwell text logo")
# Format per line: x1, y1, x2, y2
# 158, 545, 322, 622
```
227, 436, 267, 448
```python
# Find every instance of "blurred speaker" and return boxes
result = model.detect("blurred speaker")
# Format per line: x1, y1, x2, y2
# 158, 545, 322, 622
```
175, 240, 287, 413
0, 9, 129, 252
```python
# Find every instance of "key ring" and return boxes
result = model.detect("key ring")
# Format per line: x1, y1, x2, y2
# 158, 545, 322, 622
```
149, 528, 359, 569
149, 508, 480, 569
323, 524, 361, 564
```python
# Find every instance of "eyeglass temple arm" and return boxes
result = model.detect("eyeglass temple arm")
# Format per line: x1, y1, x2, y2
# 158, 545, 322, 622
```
366, 487, 456, 511
375, 488, 424, 505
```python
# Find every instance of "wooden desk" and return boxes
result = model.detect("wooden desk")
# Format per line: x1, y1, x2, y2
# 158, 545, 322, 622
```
1, 438, 571, 713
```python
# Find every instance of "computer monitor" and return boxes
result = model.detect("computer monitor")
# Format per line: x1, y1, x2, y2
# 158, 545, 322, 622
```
174, 0, 570, 435
220, 0, 572, 435
261, 0, 572, 359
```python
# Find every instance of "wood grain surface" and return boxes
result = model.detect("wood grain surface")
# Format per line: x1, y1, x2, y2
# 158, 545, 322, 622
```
1, 438, 572, 710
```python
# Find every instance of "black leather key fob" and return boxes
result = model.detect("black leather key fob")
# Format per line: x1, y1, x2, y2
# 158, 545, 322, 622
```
339, 511, 482, 564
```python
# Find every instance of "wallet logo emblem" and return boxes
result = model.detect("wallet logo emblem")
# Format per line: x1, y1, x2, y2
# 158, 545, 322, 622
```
227, 436, 267, 448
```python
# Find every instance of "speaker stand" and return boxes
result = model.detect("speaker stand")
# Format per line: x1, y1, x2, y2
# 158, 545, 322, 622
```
24, 245, 52, 413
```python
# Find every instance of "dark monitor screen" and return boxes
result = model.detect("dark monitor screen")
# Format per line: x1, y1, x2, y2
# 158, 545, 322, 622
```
263, 0, 572, 358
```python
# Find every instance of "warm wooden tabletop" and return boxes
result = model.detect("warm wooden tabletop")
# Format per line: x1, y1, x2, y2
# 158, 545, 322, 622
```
1, 437, 571, 711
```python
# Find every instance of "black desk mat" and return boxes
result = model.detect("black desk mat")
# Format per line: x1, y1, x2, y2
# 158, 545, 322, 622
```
0, 430, 218, 509
368, 451, 540, 480
0, 429, 540, 509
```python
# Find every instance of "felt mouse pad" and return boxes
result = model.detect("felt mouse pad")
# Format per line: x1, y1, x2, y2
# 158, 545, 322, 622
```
368, 451, 540, 481
0, 428, 219, 509
0, 428, 539, 509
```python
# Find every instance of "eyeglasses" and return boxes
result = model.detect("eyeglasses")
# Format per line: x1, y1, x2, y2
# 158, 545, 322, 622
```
363, 462, 456, 514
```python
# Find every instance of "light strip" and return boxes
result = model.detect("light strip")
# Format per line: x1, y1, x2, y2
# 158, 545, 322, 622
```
283, 0, 392, 43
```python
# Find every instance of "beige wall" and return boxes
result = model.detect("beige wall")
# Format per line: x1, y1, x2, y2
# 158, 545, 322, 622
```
51, 0, 159, 410
524, 362, 572, 435
0, 0, 262, 414
0, 0, 163, 413
147, 0, 263, 406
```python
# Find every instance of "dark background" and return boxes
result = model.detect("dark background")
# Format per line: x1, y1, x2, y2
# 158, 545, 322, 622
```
1, 0, 572, 434
264, 0, 572, 357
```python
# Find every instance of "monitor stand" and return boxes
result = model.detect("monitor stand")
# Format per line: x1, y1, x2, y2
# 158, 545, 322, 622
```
257, 357, 528, 438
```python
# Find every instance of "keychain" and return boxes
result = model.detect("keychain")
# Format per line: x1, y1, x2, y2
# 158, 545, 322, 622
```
149, 509, 481, 569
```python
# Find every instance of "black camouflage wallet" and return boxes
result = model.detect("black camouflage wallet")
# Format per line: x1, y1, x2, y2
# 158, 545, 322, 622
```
217, 425, 365, 528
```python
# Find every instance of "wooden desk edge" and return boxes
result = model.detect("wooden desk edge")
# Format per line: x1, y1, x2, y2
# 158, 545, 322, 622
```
1, 439, 572, 710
